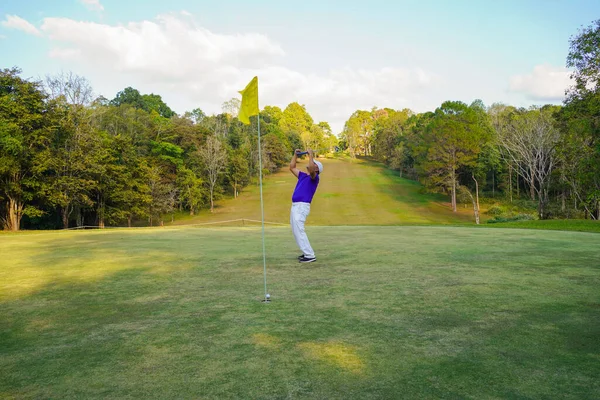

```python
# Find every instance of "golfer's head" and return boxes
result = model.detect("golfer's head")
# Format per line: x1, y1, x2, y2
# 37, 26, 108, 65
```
308, 160, 323, 175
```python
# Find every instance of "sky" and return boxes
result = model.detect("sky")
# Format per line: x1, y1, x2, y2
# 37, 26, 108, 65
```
1, 0, 598, 133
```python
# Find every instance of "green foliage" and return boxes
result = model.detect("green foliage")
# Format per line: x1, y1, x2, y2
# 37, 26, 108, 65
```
110, 87, 175, 118
1, 67, 331, 229
485, 205, 505, 216
0, 68, 55, 230
486, 214, 535, 223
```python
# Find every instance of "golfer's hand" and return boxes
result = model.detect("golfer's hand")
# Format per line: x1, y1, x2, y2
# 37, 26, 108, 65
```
295, 149, 302, 155
308, 149, 314, 157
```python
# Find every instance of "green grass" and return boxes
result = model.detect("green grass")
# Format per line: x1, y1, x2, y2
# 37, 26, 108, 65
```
173, 158, 477, 226
1, 226, 599, 399
487, 219, 600, 233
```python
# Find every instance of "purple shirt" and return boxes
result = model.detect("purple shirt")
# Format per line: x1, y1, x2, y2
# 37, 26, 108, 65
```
292, 171, 320, 203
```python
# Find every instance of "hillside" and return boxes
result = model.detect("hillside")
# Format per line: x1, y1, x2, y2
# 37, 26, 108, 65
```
173, 158, 477, 226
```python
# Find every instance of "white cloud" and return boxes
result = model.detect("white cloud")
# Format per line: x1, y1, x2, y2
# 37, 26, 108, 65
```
38, 13, 438, 133
0, 34, 6, 40
79, 0, 104, 12
1, 15, 41, 36
509, 64, 572, 102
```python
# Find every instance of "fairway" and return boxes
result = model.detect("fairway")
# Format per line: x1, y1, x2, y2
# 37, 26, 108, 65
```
173, 158, 477, 226
1, 226, 599, 399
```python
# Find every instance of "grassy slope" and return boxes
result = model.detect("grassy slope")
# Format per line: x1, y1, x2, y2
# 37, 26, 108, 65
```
1, 226, 599, 399
173, 158, 476, 226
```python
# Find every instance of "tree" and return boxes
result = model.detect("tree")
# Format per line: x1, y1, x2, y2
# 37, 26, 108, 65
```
111, 87, 174, 118
177, 166, 205, 215
199, 135, 227, 212
37, 101, 102, 228
227, 148, 250, 198
111, 87, 145, 109
416, 101, 491, 212
341, 110, 372, 157
0, 68, 52, 230
222, 98, 241, 117
372, 108, 413, 166
280, 102, 314, 150
560, 19, 600, 218
45, 71, 94, 106
142, 93, 175, 118
148, 166, 176, 226
496, 107, 560, 219
185, 108, 206, 124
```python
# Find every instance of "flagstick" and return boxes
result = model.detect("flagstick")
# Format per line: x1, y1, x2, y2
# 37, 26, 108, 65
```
257, 114, 269, 302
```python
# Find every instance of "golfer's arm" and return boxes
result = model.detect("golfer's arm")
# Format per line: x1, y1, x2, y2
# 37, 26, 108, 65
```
289, 154, 300, 177
308, 154, 316, 170
308, 153, 317, 179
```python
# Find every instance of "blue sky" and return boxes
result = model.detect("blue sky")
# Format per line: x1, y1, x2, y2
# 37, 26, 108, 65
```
1, 0, 598, 132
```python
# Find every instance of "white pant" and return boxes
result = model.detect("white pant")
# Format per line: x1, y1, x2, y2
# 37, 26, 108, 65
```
291, 202, 315, 258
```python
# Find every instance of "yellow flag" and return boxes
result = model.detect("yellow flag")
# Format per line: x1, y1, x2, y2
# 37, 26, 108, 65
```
238, 76, 259, 125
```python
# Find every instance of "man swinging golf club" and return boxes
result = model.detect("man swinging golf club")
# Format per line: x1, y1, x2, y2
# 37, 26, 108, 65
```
290, 149, 323, 263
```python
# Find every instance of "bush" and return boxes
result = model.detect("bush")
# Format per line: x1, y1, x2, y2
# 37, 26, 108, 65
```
486, 214, 535, 224
485, 205, 505, 216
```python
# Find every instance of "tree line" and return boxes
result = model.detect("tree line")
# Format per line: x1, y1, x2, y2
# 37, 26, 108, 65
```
339, 20, 600, 222
0, 69, 337, 230
3, 20, 599, 230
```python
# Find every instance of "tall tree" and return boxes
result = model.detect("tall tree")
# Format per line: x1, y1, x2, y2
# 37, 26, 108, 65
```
37, 101, 101, 228
416, 101, 491, 212
496, 107, 561, 219
199, 135, 227, 212
560, 19, 600, 218
45, 71, 94, 106
0, 68, 52, 230
227, 148, 250, 198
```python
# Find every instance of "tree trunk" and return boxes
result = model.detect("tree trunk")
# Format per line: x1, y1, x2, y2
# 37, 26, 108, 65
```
210, 185, 215, 212
7, 198, 23, 231
451, 167, 457, 212
473, 174, 480, 215
529, 174, 535, 201
462, 185, 479, 225
97, 196, 105, 228
62, 207, 69, 229
76, 207, 83, 228
128, 215, 132, 228
509, 164, 513, 203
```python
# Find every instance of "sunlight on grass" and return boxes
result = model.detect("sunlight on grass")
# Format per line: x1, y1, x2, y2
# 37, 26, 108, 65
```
298, 341, 364, 374
252, 333, 282, 349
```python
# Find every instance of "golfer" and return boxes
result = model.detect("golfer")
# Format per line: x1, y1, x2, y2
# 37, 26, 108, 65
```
289, 149, 322, 263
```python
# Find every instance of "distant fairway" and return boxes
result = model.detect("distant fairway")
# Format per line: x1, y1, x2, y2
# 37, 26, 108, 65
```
173, 157, 477, 226
1, 226, 599, 399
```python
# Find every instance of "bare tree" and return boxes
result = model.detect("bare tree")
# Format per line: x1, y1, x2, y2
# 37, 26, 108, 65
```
45, 71, 94, 106
496, 107, 560, 219
199, 135, 227, 212
222, 98, 241, 117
